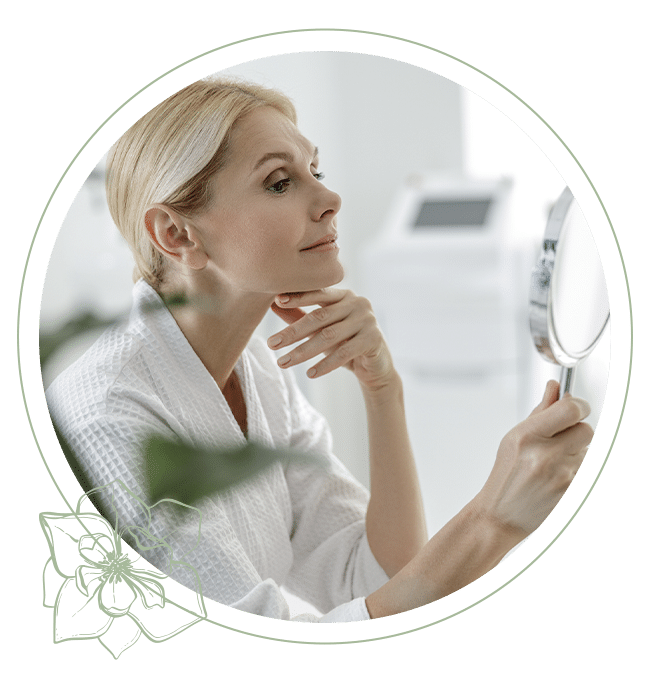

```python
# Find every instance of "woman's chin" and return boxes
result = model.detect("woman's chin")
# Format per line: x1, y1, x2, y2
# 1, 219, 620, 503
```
328, 262, 346, 286
273, 261, 346, 296
311, 263, 346, 290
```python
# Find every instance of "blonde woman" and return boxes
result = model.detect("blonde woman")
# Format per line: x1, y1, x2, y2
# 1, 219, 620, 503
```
46, 78, 593, 622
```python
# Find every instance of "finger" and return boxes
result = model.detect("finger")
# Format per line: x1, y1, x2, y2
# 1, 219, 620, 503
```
275, 287, 348, 308
307, 335, 363, 379
553, 421, 594, 456
275, 314, 367, 369
270, 302, 306, 326
268, 301, 355, 349
527, 394, 592, 439
529, 380, 560, 417
307, 327, 374, 378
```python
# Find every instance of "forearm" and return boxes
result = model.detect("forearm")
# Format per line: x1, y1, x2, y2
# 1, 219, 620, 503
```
365, 500, 525, 618
363, 372, 428, 577
365, 380, 593, 619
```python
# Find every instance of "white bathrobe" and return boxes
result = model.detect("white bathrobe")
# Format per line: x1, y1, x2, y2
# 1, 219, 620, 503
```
45, 280, 388, 622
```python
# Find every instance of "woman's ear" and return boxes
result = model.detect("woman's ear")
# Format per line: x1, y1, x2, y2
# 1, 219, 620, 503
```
144, 205, 208, 270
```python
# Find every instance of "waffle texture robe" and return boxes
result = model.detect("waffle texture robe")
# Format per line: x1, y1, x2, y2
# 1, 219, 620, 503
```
46, 280, 389, 622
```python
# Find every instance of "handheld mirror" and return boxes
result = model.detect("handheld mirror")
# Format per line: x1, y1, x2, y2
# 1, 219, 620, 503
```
529, 187, 610, 397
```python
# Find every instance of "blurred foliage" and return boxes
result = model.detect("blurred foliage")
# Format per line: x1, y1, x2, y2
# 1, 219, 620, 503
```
40, 312, 115, 366
144, 434, 322, 507
41, 295, 320, 508
39, 295, 187, 367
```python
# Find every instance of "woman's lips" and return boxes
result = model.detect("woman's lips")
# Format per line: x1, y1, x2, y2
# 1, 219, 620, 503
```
301, 234, 338, 252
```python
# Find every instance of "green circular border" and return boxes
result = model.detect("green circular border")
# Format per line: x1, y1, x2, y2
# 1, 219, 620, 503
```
17, 28, 632, 645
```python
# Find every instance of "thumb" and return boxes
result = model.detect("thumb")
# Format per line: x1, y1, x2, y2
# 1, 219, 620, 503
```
529, 380, 560, 417
271, 301, 306, 325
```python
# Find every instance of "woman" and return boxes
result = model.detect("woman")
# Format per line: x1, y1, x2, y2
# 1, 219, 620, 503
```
46, 77, 593, 622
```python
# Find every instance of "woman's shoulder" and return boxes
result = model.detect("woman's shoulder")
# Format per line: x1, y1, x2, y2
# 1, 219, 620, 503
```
45, 321, 148, 418
46, 281, 185, 418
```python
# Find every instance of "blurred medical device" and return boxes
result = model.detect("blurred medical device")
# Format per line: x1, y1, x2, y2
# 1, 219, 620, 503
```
360, 173, 528, 536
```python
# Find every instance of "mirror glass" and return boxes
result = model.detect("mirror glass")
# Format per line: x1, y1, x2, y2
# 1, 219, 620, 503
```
551, 198, 610, 358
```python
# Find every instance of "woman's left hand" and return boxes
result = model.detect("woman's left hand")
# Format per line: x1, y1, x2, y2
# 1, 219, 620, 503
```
269, 288, 396, 392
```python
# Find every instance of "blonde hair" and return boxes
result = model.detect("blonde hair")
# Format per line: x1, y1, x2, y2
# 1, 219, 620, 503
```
106, 77, 297, 287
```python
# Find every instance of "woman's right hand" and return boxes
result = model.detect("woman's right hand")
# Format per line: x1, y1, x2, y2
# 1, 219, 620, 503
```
471, 380, 593, 538
365, 380, 594, 618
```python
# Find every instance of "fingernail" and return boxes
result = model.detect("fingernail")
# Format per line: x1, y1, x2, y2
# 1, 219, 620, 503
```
307, 368, 317, 378
276, 294, 290, 304
267, 335, 282, 348
277, 354, 291, 367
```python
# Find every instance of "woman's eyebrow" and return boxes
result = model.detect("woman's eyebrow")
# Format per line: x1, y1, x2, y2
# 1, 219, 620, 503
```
250, 146, 319, 175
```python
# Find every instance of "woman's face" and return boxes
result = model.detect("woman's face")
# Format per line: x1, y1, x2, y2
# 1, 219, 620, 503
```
192, 106, 344, 297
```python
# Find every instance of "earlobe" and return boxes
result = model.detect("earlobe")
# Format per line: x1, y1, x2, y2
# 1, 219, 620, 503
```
144, 205, 208, 270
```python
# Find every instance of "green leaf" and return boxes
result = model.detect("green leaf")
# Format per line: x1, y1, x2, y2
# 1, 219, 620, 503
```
144, 435, 323, 507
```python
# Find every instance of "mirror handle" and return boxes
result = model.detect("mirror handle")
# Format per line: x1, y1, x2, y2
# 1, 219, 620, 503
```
559, 365, 576, 397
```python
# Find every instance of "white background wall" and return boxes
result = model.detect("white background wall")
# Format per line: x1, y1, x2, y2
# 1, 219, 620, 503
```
41, 51, 608, 498
461, 85, 611, 421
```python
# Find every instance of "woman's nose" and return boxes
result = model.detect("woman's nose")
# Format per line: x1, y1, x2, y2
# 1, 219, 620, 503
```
311, 183, 342, 222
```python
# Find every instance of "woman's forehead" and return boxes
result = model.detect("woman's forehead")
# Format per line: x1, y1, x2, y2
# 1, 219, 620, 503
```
230, 107, 316, 167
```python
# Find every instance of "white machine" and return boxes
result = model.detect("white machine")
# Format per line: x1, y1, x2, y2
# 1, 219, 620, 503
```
360, 174, 527, 536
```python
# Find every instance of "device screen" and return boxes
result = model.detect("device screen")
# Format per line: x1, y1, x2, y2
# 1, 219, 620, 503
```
413, 199, 492, 228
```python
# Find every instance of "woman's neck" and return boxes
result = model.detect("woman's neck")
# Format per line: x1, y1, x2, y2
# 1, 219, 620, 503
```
161, 275, 274, 391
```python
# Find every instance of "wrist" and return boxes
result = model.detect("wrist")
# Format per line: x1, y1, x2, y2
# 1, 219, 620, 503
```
360, 368, 402, 401
464, 496, 528, 549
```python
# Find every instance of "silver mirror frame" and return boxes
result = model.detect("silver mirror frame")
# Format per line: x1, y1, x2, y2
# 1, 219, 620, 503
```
529, 186, 610, 396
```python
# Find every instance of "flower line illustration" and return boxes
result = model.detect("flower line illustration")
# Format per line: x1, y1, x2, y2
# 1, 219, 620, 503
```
40, 481, 207, 659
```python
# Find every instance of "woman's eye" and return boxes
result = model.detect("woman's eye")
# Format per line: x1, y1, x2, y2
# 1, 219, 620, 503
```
267, 178, 291, 194
266, 171, 324, 194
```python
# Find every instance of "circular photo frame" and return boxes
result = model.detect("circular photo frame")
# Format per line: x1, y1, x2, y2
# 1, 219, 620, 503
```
19, 29, 631, 650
